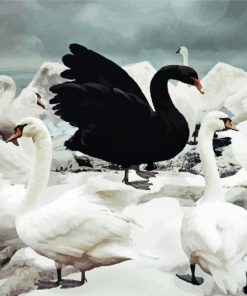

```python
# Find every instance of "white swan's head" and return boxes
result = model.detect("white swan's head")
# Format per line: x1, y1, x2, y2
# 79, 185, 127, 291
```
176, 46, 189, 66
176, 46, 188, 56
6, 117, 49, 143
201, 111, 238, 132
0, 75, 16, 90
17, 88, 46, 109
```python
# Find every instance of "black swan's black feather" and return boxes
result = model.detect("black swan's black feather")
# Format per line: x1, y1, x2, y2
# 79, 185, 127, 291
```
50, 44, 200, 166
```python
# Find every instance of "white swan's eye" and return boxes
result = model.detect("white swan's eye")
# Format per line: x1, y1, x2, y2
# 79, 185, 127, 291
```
16, 124, 28, 132
36, 93, 45, 109
6, 124, 28, 143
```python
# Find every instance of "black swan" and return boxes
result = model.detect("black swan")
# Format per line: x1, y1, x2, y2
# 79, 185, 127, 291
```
50, 44, 204, 189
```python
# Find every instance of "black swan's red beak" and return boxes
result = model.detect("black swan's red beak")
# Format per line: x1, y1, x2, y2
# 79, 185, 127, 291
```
191, 77, 204, 94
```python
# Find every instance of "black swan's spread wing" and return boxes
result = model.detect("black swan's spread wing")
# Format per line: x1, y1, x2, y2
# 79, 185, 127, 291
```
50, 44, 153, 129
49, 44, 191, 165
50, 81, 185, 165
60, 43, 151, 107
50, 81, 152, 130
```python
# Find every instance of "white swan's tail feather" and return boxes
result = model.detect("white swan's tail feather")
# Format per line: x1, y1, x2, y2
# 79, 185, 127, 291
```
208, 261, 246, 295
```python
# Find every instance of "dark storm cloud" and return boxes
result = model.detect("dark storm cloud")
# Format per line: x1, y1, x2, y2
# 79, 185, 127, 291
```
0, 0, 247, 74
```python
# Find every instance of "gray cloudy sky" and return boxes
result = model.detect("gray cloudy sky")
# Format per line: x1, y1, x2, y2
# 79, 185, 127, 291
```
0, 0, 247, 75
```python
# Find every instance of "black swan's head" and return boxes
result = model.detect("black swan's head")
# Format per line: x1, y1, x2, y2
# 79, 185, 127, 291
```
177, 66, 204, 94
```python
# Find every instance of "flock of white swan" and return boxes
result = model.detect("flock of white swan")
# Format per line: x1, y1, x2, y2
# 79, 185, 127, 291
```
1, 47, 247, 295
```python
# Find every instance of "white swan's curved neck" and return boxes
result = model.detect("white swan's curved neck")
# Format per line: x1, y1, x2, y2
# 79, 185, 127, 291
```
0, 75, 16, 108
198, 126, 224, 203
20, 132, 52, 212
181, 51, 189, 66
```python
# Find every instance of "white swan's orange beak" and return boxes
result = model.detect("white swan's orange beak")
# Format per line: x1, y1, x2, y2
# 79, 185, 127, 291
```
6, 128, 23, 143
36, 93, 46, 109
191, 77, 204, 94
224, 119, 238, 131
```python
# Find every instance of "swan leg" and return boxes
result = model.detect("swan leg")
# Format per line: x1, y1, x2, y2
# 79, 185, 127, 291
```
126, 180, 152, 190
122, 169, 130, 184
60, 271, 87, 289
122, 168, 152, 190
37, 267, 62, 289
133, 165, 158, 179
176, 264, 204, 286
243, 274, 247, 294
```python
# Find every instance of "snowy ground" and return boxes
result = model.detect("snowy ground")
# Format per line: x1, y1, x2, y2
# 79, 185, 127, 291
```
2, 61, 247, 296
0, 170, 247, 295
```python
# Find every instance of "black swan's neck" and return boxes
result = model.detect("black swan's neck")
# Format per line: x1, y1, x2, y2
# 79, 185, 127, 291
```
150, 65, 180, 115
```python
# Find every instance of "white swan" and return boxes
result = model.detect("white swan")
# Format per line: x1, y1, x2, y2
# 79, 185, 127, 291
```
176, 111, 247, 295
169, 46, 204, 137
204, 62, 247, 110
6, 117, 143, 289
0, 75, 45, 138
0, 182, 26, 267
176, 46, 189, 66
0, 62, 71, 176
0, 137, 32, 184
0, 62, 68, 137
202, 63, 247, 186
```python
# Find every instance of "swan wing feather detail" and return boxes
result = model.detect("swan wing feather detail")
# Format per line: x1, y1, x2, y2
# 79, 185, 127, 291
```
60, 43, 149, 105
50, 81, 152, 129
18, 198, 134, 259
49, 44, 153, 128
27, 62, 68, 99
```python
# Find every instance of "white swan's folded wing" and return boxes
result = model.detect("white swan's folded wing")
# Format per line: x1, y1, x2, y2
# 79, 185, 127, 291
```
20, 200, 134, 259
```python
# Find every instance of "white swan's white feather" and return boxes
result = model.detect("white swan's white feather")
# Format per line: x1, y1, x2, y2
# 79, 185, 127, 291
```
17, 197, 134, 259
0, 62, 70, 179
13, 117, 146, 274
181, 111, 247, 295
202, 63, 247, 110
0, 139, 31, 184
27, 62, 67, 98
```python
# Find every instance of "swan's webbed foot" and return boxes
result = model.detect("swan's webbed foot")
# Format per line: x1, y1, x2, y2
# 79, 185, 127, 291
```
132, 165, 158, 180
125, 180, 152, 190
176, 264, 204, 286
122, 168, 152, 190
135, 170, 158, 179
60, 279, 84, 289
37, 267, 62, 289
61, 272, 87, 289
176, 273, 204, 285
37, 280, 61, 289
